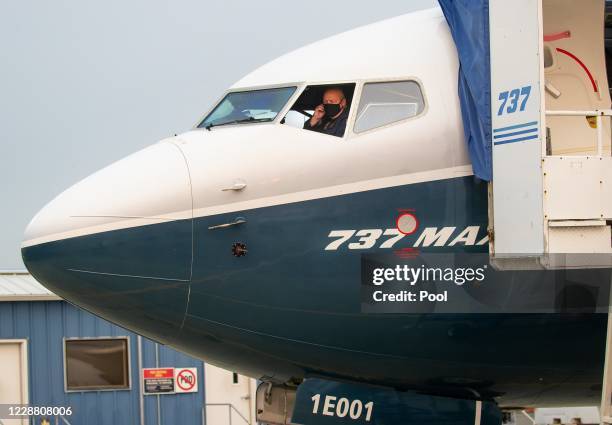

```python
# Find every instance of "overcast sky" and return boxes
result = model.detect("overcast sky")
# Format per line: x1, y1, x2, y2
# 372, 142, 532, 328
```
1, 0, 437, 269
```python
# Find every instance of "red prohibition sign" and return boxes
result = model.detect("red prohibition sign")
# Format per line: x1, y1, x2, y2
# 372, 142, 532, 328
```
177, 369, 196, 391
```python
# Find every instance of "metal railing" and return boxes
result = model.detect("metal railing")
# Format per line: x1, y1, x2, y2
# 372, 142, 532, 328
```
203, 403, 250, 425
546, 109, 612, 157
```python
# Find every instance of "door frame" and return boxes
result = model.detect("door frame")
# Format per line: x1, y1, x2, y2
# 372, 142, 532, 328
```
0, 339, 29, 406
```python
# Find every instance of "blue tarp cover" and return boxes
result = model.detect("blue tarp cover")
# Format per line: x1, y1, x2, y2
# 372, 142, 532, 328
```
438, 0, 492, 181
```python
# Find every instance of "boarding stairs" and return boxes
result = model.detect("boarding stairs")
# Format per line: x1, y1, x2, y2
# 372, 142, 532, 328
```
488, 0, 612, 270
485, 2, 612, 423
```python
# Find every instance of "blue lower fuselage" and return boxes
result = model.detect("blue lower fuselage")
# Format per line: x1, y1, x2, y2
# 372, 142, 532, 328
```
22, 176, 606, 407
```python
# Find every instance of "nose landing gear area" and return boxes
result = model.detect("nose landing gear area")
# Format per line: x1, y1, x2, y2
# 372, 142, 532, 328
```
257, 378, 501, 425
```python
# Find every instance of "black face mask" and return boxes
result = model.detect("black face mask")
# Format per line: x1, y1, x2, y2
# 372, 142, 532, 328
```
323, 103, 342, 117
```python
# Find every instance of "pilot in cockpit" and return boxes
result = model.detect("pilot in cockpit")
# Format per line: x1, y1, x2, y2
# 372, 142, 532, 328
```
303, 87, 349, 137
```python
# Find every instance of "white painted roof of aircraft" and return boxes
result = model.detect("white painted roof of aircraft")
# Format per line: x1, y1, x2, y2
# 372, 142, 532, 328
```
232, 8, 448, 88
0, 272, 60, 301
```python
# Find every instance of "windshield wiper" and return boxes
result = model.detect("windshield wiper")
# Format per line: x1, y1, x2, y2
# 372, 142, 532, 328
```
205, 117, 273, 131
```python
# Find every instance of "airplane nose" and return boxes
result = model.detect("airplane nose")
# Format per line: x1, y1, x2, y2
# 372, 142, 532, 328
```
23, 140, 192, 250
21, 140, 193, 341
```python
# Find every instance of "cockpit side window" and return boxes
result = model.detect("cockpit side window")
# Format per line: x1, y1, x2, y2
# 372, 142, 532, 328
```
281, 83, 356, 138
198, 86, 296, 129
354, 81, 425, 133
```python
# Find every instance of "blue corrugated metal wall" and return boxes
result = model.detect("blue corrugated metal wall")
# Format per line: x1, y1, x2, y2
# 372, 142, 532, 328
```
0, 301, 205, 425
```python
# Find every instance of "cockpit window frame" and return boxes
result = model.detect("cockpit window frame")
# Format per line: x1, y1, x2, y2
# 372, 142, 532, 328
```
193, 82, 305, 130
345, 76, 429, 138
194, 76, 428, 137
281, 81, 358, 139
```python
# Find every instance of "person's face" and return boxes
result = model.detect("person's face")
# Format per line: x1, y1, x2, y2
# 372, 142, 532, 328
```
323, 90, 346, 109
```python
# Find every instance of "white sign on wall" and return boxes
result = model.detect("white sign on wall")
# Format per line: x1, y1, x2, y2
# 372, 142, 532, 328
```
174, 367, 198, 393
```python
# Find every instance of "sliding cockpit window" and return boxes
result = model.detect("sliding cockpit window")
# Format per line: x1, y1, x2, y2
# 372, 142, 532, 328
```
281, 83, 356, 138
198, 86, 297, 129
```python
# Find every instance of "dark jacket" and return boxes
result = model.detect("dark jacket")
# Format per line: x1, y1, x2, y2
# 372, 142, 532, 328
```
303, 109, 349, 137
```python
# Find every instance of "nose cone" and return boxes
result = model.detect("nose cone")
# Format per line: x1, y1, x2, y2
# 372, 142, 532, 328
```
22, 140, 193, 341
23, 140, 192, 248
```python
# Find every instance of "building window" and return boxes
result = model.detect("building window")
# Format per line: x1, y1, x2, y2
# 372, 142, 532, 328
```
232, 372, 239, 385
64, 337, 130, 391
354, 80, 425, 133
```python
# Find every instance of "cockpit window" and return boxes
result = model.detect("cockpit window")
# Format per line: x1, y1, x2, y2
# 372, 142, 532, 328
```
199, 86, 296, 129
281, 83, 356, 138
354, 81, 425, 133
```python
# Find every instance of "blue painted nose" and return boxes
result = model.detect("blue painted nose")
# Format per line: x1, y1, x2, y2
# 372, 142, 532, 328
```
22, 140, 193, 342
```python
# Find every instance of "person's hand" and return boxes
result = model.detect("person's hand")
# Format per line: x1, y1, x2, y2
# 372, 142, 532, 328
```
310, 104, 325, 126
